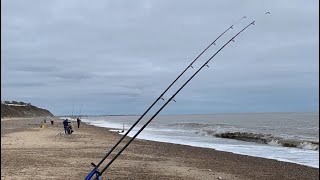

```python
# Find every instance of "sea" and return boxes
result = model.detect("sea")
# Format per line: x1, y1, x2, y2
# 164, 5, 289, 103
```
77, 112, 319, 168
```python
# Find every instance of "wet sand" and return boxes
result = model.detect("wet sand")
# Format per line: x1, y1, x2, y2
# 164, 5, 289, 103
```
1, 117, 319, 180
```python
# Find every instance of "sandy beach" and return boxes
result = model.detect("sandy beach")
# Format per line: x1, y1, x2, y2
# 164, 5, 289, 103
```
1, 117, 319, 180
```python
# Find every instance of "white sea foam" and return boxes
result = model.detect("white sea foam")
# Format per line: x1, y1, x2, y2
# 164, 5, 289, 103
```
131, 130, 319, 168
81, 113, 319, 168
298, 142, 319, 151
268, 139, 282, 146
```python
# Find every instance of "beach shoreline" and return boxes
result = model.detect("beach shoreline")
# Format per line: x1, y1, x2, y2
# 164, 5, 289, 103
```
1, 117, 319, 180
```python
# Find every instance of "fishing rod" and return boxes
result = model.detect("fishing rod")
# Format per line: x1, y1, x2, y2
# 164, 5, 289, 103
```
71, 104, 74, 119
95, 21, 256, 178
87, 16, 247, 172
78, 104, 83, 118
85, 17, 247, 179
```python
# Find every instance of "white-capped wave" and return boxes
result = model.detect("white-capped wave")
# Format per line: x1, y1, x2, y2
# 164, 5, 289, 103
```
298, 142, 319, 151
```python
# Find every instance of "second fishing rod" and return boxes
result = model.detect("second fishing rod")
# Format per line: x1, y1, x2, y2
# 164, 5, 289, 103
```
96, 20, 256, 178
89, 16, 247, 170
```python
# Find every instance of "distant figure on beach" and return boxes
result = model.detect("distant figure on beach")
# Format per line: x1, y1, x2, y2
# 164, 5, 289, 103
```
118, 123, 125, 133
77, 117, 81, 128
63, 119, 70, 134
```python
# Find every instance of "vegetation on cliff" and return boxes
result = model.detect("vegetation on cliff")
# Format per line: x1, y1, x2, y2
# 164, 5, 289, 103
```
1, 101, 54, 118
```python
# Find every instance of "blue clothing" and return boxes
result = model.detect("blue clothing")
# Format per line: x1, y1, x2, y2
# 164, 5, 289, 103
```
63, 119, 69, 127
63, 119, 70, 134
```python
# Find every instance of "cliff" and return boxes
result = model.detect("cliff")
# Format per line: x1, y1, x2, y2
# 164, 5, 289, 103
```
1, 104, 54, 118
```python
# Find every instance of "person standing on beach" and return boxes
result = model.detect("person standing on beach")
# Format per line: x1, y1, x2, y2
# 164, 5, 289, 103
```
63, 119, 69, 134
76, 117, 81, 128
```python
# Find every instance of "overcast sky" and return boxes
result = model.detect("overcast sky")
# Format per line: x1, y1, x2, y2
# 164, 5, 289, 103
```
1, 0, 319, 116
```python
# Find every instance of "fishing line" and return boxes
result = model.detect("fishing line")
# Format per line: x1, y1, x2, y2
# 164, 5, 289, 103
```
97, 20, 256, 177
90, 15, 247, 171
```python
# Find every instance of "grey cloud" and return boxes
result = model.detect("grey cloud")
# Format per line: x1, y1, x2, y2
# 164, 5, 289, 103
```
3, 82, 47, 87
1, 0, 318, 115
13, 65, 58, 73
53, 71, 94, 81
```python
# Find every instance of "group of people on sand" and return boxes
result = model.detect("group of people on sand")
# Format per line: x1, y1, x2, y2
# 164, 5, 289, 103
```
43, 117, 54, 125
63, 117, 81, 134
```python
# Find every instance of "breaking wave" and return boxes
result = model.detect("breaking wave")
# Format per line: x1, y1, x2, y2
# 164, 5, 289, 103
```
198, 130, 319, 151
169, 123, 319, 151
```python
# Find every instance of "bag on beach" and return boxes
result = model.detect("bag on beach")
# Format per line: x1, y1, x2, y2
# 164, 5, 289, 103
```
67, 125, 74, 134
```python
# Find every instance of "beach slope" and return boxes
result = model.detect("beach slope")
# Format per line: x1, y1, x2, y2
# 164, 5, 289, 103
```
1, 117, 319, 180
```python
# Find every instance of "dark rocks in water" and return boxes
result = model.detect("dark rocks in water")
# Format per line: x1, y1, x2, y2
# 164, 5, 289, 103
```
214, 132, 272, 144
311, 141, 319, 145
212, 131, 319, 150
282, 142, 297, 148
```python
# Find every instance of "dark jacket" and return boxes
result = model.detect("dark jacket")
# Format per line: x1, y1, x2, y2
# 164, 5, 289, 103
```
63, 119, 70, 127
